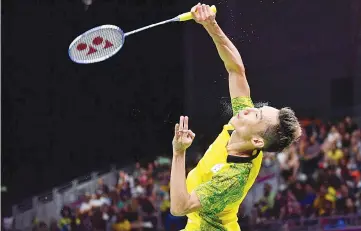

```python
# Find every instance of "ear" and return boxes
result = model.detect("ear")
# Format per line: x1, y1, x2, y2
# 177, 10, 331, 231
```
251, 135, 264, 149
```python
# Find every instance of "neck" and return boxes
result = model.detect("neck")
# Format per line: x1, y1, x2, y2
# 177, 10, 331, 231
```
227, 132, 253, 157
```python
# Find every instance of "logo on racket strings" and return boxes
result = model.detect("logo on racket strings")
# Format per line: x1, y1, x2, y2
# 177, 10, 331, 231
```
76, 36, 114, 56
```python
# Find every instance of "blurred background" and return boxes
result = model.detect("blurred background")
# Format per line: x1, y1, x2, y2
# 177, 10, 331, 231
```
2, 0, 361, 230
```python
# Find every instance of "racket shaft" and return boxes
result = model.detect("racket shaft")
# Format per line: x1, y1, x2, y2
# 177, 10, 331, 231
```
124, 18, 176, 37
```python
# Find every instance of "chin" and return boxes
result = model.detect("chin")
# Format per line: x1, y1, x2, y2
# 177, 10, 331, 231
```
229, 117, 236, 127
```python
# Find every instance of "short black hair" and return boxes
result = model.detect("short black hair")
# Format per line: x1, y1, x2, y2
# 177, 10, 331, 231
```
261, 107, 300, 152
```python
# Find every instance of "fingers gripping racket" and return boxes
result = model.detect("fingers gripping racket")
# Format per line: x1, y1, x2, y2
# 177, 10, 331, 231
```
68, 6, 217, 64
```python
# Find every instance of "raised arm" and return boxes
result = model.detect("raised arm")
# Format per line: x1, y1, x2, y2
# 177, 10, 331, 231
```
191, 4, 250, 99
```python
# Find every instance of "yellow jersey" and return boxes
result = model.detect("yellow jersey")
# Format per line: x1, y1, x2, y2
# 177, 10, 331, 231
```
112, 219, 131, 231
184, 97, 263, 231
326, 149, 344, 164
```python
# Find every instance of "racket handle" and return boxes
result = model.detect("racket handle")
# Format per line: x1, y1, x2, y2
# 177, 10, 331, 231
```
177, 5, 217, 22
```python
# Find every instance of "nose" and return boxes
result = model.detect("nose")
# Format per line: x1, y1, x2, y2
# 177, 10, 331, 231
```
243, 108, 255, 115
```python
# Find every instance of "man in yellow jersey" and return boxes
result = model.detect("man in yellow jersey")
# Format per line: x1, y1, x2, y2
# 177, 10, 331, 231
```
169, 3, 302, 231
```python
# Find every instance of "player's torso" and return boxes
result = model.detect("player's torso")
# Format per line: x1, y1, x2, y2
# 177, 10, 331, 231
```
185, 125, 241, 231
185, 166, 242, 231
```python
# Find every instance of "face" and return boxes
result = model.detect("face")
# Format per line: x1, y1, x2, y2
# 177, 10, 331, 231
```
229, 106, 279, 149
264, 184, 271, 196
346, 198, 353, 208
310, 135, 316, 144
345, 117, 351, 124
331, 126, 337, 133
305, 184, 313, 193
341, 185, 348, 196
289, 143, 297, 154
331, 141, 337, 150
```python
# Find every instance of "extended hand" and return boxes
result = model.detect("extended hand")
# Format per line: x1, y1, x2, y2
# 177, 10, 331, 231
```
191, 3, 216, 27
172, 116, 196, 154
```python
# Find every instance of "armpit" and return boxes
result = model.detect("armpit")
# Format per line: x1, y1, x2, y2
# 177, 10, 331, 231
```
231, 97, 254, 116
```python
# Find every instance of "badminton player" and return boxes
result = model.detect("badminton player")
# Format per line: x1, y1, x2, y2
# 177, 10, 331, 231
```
170, 3, 302, 231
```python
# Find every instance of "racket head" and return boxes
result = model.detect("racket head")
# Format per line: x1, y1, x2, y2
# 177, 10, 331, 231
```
68, 25, 125, 64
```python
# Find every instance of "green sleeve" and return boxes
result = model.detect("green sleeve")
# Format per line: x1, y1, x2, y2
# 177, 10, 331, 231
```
194, 163, 252, 214
231, 97, 254, 116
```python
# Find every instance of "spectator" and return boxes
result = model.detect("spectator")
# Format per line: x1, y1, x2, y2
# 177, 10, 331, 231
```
59, 206, 72, 231
290, 181, 305, 202
272, 191, 285, 219
97, 178, 110, 195
325, 141, 344, 165
336, 184, 355, 215
132, 162, 144, 180
147, 163, 154, 177
317, 125, 328, 143
280, 144, 299, 182
49, 219, 60, 231
158, 192, 170, 228
313, 184, 337, 217
89, 193, 103, 208
339, 158, 353, 182
256, 183, 275, 218
119, 182, 132, 200
32, 221, 48, 231
145, 177, 156, 201
91, 208, 106, 231
342, 133, 351, 148
117, 171, 128, 189
356, 194, 361, 214
345, 116, 358, 134
326, 125, 342, 145
237, 206, 250, 231
300, 183, 316, 217
138, 195, 157, 231
284, 190, 301, 220
325, 166, 342, 190
300, 133, 321, 176
79, 194, 92, 214
112, 212, 131, 231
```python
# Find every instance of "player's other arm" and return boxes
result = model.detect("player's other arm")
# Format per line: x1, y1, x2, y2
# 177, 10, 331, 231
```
192, 4, 250, 99
170, 116, 201, 216
170, 153, 202, 216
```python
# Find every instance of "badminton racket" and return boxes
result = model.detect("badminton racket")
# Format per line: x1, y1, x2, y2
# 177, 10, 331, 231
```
68, 5, 217, 64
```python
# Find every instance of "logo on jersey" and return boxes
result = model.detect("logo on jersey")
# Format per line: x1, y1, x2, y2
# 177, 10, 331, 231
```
211, 164, 224, 173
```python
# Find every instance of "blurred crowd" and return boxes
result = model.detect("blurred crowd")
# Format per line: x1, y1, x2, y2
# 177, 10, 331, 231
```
26, 116, 361, 231
30, 157, 189, 231
247, 116, 361, 230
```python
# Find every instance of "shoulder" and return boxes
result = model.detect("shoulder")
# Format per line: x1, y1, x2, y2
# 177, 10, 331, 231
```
214, 163, 252, 184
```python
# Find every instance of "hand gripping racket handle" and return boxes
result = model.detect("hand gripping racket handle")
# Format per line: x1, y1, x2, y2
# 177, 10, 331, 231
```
177, 5, 217, 22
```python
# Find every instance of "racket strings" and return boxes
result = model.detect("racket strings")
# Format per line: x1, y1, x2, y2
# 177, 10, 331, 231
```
69, 26, 124, 64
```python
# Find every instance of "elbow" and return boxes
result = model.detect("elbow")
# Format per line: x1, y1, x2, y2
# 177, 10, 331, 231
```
170, 206, 186, 217
170, 210, 179, 216
170, 205, 187, 217
226, 64, 245, 75
170, 209, 183, 217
